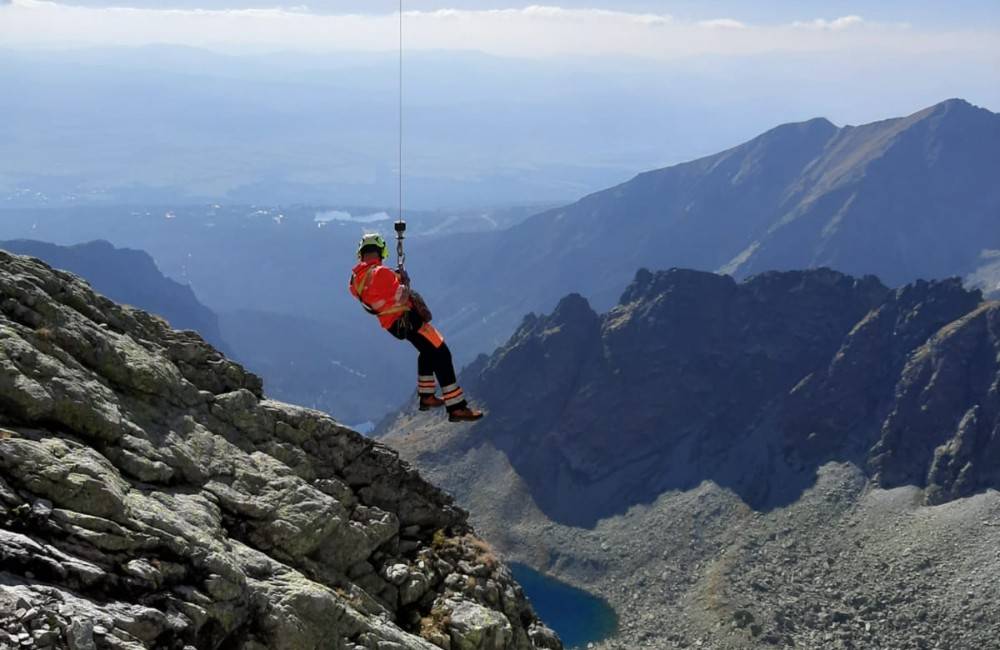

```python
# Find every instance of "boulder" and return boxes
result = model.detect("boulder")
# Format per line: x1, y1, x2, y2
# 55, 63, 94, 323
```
447, 600, 513, 650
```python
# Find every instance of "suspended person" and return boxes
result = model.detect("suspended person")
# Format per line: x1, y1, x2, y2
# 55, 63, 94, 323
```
349, 233, 484, 422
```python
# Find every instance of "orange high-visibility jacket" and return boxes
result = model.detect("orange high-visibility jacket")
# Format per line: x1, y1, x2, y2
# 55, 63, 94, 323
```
349, 260, 410, 329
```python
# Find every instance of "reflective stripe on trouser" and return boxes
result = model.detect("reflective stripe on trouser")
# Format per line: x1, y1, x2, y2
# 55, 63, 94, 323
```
441, 384, 465, 407
418, 375, 436, 395
417, 323, 445, 348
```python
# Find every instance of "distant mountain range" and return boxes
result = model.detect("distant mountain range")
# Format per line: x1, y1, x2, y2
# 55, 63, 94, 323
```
423, 99, 1000, 361
0, 239, 227, 351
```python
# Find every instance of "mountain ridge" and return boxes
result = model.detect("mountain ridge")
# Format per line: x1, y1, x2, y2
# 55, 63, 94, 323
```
418, 98, 1000, 367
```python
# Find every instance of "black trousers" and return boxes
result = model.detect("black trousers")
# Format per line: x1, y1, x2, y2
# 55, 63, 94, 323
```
389, 311, 466, 409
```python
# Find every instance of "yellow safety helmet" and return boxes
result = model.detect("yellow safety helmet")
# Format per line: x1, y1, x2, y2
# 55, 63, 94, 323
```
357, 233, 389, 260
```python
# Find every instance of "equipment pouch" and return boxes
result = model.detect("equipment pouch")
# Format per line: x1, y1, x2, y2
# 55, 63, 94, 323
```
410, 291, 433, 322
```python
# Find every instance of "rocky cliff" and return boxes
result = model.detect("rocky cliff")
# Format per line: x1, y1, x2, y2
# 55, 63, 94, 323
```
0, 251, 560, 650
453, 268, 889, 524
386, 267, 997, 528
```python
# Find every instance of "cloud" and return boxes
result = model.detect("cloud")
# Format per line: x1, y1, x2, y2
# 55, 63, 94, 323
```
0, 1, 995, 60
698, 18, 747, 30
793, 15, 865, 31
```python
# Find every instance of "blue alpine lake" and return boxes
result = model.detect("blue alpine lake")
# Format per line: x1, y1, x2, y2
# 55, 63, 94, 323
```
510, 563, 618, 648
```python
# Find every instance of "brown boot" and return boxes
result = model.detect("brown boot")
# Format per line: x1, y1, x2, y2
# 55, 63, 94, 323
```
448, 406, 484, 422
419, 395, 445, 411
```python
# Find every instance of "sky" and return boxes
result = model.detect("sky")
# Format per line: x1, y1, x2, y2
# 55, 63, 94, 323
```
20, 1, 1000, 28
1, 0, 998, 208
2, 0, 999, 61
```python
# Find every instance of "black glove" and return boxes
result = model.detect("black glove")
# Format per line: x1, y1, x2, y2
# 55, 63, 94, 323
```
398, 269, 410, 286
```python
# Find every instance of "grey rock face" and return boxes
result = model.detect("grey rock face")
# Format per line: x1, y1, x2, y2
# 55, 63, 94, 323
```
871, 302, 1000, 501
422, 267, 994, 527
782, 277, 982, 460
447, 599, 512, 650
0, 251, 559, 650
457, 267, 890, 525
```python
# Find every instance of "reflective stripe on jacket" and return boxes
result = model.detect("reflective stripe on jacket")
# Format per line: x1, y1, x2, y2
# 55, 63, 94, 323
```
349, 260, 410, 329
